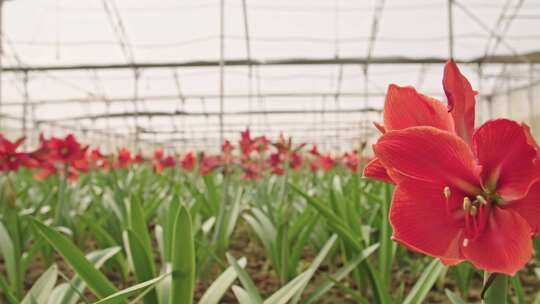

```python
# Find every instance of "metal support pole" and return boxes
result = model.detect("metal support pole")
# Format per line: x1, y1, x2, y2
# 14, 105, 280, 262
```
448, 0, 454, 58
241, 0, 252, 128
0, 0, 4, 130
506, 73, 511, 118
528, 64, 535, 127
487, 95, 493, 120
476, 64, 482, 123
219, 0, 225, 145
133, 68, 140, 148
22, 72, 29, 143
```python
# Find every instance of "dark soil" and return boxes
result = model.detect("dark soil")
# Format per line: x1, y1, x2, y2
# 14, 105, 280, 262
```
4, 226, 540, 304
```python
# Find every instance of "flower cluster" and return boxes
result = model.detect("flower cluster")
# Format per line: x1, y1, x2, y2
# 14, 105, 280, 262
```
0, 130, 370, 181
364, 60, 540, 275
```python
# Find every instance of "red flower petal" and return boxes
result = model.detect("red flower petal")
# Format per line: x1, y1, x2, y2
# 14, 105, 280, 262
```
503, 180, 540, 234
440, 258, 463, 266
522, 123, 540, 152
390, 180, 464, 260
383, 84, 455, 132
373, 122, 386, 134
443, 59, 476, 145
374, 127, 481, 193
363, 158, 394, 184
473, 119, 539, 201
462, 208, 532, 275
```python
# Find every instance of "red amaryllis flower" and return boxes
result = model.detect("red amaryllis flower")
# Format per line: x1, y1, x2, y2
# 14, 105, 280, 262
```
241, 161, 260, 180
317, 154, 335, 172
153, 148, 164, 160
290, 152, 303, 170
268, 152, 285, 176
341, 150, 360, 173
42, 134, 87, 164
198, 154, 221, 176
181, 151, 196, 171
133, 152, 145, 164
0, 135, 35, 171
115, 148, 133, 168
368, 60, 540, 275
89, 148, 109, 170
154, 155, 175, 173
309, 145, 320, 156
239, 129, 253, 156
364, 60, 472, 183
222, 140, 234, 164
33, 134, 88, 181
375, 121, 539, 275
152, 148, 175, 173
253, 135, 270, 153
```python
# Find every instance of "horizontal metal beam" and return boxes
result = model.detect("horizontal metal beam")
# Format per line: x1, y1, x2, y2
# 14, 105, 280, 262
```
139, 125, 371, 136
1, 91, 396, 107
35, 108, 381, 123
4, 52, 540, 72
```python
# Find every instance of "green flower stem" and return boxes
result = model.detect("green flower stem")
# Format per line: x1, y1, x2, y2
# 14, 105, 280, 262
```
483, 272, 508, 304
54, 163, 68, 225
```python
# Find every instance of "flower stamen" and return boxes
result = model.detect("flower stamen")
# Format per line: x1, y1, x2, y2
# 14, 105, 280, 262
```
463, 197, 472, 211
444, 186, 451, 199
469, 205, 478, 216
476, 195, 488, 205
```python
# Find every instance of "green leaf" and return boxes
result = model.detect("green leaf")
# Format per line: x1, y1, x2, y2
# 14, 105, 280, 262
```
198, 257, 247, 304
0, 274, 19, 304
0, 220, 19, 294
21, 264, 58, 304
231, 285, 253, 304
123, 230, 159, 304
510, 276, 525, 304
227, 254, 263, 304
59, 247, 121, 304
304, 243, 380, 304
264, 272, 310, 304
170, 206, 195, 304
93, 273, 170, 304
127, 195, 153, 260
534, 291, 540, 304
289, 184, 362, 251
29, 218, 118, 299
402, 259, 445, 304
445, 289, 467, 304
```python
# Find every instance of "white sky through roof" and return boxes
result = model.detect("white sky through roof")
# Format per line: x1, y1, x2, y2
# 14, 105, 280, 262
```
2, 0, 539, 152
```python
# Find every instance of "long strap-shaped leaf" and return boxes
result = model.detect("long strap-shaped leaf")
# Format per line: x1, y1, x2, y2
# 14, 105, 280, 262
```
198, 257, 247, 304
29, 218, 118, 299
58, 247, 121, 304
226, 253, 263, 304
402, 259, 446, 304
303, 243, 380, 304
21, 264, 58, 304
0, 220, 19, 296
93, 273, 170, 304
123, 230, 159, 304
170, 206, 195, 304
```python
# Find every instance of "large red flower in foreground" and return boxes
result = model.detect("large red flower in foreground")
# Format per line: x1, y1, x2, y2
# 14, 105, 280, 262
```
376, 121, 539, 275
365, 60, 540, 275
364, 60, 475, 183
0, 136, 35, 171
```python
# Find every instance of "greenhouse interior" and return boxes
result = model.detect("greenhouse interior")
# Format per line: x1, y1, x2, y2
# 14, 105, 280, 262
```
0, 0, 539, 303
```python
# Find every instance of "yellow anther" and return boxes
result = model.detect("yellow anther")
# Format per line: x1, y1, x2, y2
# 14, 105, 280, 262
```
463, 197, 472, 211
443, 186, 451, 199
469, 205, 478, 216
463, 238, 469, 247
476, 195, 488, 205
